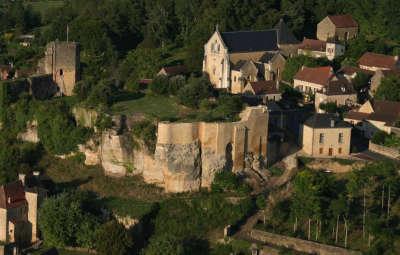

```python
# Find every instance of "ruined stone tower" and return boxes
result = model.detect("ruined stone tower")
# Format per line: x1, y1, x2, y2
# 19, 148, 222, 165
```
38, 41, 80, 96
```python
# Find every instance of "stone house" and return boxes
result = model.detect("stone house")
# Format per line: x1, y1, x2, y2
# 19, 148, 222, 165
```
300, 113, 352, 157
345, 100, 400, 138
203, 20, 298, 90
0, 175, 45, 247
258, 52, 286, 81
293, 66, 334, 96
358, 52, 400, 72
157, 65, 188, 77
315, 77, 357, 113
37, 40, 80, 96
370, 69, 400, 96
317, 15, 358, 42
297, 38, 345, 60
243, 80, 281, 103
230, 60, 259, 94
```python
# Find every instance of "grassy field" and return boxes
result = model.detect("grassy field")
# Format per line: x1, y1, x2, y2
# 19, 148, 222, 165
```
25, 0, 64, 15
111, 93, 193, 120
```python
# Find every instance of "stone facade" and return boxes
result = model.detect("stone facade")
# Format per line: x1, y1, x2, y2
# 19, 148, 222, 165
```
315, 92, 357, 113
317, 16, 358, 42
300, 114, 352, 157
38, 41, 80, 96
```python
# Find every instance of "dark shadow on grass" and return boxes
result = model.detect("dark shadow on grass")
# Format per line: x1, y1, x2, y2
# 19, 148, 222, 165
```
52, 176, 93, 195
111, 91, 145, 103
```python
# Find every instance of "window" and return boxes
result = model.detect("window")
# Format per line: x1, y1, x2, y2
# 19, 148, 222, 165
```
319, 133, 325, 144
234, 76, 237, 82
319, 148, 323, 154
218, 44, 220, 52
338, 148, 342, 154
59, 69, 63, 76
338, 133, 343, 143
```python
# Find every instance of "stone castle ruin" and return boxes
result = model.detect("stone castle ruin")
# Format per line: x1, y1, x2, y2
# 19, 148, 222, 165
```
79, 106, 269, 193
38, 41, 80, 96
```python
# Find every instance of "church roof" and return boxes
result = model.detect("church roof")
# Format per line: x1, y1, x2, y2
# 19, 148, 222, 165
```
218, 20, 298, 53
274, 19, 299, 44
221, 30, 278, 53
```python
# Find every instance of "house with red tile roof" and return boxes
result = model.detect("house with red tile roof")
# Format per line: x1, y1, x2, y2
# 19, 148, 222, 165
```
243, 80, 281, 103
293, 66, 334, 95
0, 175, 46, 246
298, 38, 345, 60
344, 100, 400, 138
317, 15, 358, 42
358, 52, 400, 72
157, 65, 188, 77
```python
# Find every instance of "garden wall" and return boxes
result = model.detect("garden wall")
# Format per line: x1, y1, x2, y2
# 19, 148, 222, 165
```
250, 229, 361, 255
369, 141, 400, 159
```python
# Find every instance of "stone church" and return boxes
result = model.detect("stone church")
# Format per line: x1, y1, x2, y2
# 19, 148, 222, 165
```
202, 19, 299, 92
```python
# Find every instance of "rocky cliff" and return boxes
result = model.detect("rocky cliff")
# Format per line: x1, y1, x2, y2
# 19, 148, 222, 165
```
78, 106, 269, 193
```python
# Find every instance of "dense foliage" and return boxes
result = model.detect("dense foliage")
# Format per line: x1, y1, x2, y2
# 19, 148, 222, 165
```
95, 221, 133, 255
260, 162, 400, 253
375, 75, 400, 102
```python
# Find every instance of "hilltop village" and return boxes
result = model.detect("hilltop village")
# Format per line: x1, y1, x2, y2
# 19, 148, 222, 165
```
1, 1, 400, 255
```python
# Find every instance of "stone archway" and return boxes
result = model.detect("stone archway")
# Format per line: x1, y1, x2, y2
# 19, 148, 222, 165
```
225, 142, 233, 171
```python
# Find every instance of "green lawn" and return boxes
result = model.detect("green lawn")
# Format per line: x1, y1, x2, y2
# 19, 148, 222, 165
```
111, 93, 191, 120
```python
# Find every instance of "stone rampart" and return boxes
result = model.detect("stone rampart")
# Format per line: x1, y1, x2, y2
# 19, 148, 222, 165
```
251, 229, 361, 255
97, 106, 268, 193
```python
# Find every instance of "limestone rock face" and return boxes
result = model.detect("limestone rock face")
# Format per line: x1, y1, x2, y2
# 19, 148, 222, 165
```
155, 140, 201, 193
79, 139, 100, 165
72, 106, 98, 128
18, 120, 39, 143
200, 148, 226, 188
100, 130, 134, 176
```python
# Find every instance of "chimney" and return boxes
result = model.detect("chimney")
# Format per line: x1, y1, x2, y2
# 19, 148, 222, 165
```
330, 119, 335, 128
18, 173, 26, 186
395, 55, 399, 62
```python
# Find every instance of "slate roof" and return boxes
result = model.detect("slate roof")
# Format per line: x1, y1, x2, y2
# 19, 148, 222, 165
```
294, 66, 334, 86
248, 80, 280, 95
274, 19, 300, 44
345, 100, 400, 126
0, 181, 27, 209
304, 113, 352, 129
358, 52, 399, 70
299, 38, 326, 51
328, 15, 358, 28
221, 30, 278, 53
220, 19, 298, 53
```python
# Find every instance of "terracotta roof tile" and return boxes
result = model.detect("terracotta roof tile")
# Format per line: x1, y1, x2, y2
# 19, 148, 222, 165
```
299, 38, 326, 51
0, 181, 26, 209
358, 52, 399, 70
346, 100, 400, 126
159, 65, 188, 76
248, 80, 279, 95
294, 66, 334, 86
328, 15, 358, 28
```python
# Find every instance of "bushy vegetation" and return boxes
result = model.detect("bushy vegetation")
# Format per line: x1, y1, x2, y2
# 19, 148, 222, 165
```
95, 221, 133, 255
375, 75, 400, 102
144, 194, 254, 255
371, 131, 400, 149
258, 162, 400, 253
131, 120, 157, 153
211, 171, 251, 195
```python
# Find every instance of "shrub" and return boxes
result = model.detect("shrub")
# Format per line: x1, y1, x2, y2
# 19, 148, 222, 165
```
149, 75, 169, 95
211, 171, 250, 194
39, 191, 101, 248
35, 100, 92, 155
371, 131, 387, 145
178, 76, 212, 108
132, 120, 157, 153
95, 221, 133, 255
319, 102, 338, 113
